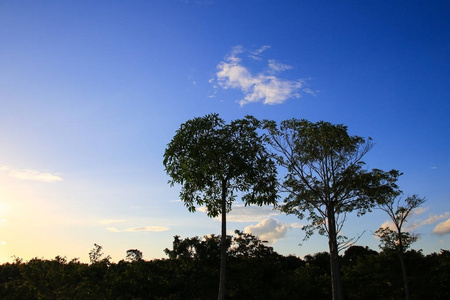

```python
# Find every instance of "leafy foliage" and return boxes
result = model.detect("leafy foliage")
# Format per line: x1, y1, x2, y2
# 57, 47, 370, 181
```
126, 249, 143, 262
1, 242, 448, 300
263, 119, 399, 240
376, 194, 426, 252
163, 113, 279, 217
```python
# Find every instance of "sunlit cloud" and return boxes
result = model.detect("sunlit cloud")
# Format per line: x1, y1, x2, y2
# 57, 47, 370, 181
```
380, 220, 396, 231
99, 219, 126, 225
408, 212, 450, 231
244, 218, 288, 244
124, 226, 169, 232
413, 207, 428, 216
198, 204, 279, 222
106, 226, 169, 232
420, 212, 450, 225
433, 219, 450, 235
378, 211, 450, 232
213, 45, 306, 106
289, 222, 304, 229
0, 166, 62, 183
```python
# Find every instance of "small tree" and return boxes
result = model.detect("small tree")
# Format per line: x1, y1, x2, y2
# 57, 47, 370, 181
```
263, 119, 400, 300
163, 113, 278, 300
126, 249, 143, 262
89, 244, 111, 264
375, 194, 426, 300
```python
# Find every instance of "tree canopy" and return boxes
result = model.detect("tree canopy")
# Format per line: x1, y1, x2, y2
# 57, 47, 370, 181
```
163, 113, 278, 217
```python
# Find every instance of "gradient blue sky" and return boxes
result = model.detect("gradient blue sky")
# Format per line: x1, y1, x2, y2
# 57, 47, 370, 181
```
1, 0, 449, 262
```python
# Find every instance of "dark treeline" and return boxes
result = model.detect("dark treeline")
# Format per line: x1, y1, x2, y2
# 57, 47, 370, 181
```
0, 231, 448, 300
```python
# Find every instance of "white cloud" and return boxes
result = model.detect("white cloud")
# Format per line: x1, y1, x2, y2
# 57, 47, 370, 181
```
198, 204, 279, 222
433, 219, 450, 235
213, 46, 305, 106
0, 166, 62, 183
106, 226, 169, 232
244, 218, 289, 244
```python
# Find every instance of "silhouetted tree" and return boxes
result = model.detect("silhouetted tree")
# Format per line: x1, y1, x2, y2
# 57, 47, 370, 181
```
164, 114, 278, 300
376, 194, 426, 300
89, 243, 111, 264
263, 119, 400, 300
126, 249, 143, 262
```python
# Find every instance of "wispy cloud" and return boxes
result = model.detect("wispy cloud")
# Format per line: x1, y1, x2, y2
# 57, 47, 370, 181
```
408, 212, 450, 231
0, 166, 62, 183
198, 204, 279, 222
418, 212, 450, 226
99, 219, 126, 225
244, 218, 289, 244
433, 219, 450, 235
248, 45, 271, 60
379, 211, 450, 232
268, 59, 293, 73
124, 226, 169, 232
212, 45, 310, 106
413, 207, 428, 216
106, 226, 169, 233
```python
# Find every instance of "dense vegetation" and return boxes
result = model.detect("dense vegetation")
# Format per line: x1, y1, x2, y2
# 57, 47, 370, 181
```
0, 232, 448, 300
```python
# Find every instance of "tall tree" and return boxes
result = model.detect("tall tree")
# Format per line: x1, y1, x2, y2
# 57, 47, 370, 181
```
163, 113, 278, 300
375, 194, 426, 300
263, 119, 399, 300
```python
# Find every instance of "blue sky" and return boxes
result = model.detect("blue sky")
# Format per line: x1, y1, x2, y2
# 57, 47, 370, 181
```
0, 0, 449, 262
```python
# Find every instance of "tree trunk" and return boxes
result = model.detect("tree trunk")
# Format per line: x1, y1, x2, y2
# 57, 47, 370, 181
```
397, 237, 410, 300
327, 205, 344, 300
218, 181, 227, 300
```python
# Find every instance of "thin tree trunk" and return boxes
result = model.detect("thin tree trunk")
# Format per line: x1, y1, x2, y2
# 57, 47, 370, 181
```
218, 181, 227, 300
327, 206, 344, 300
398, 247, 410, 300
